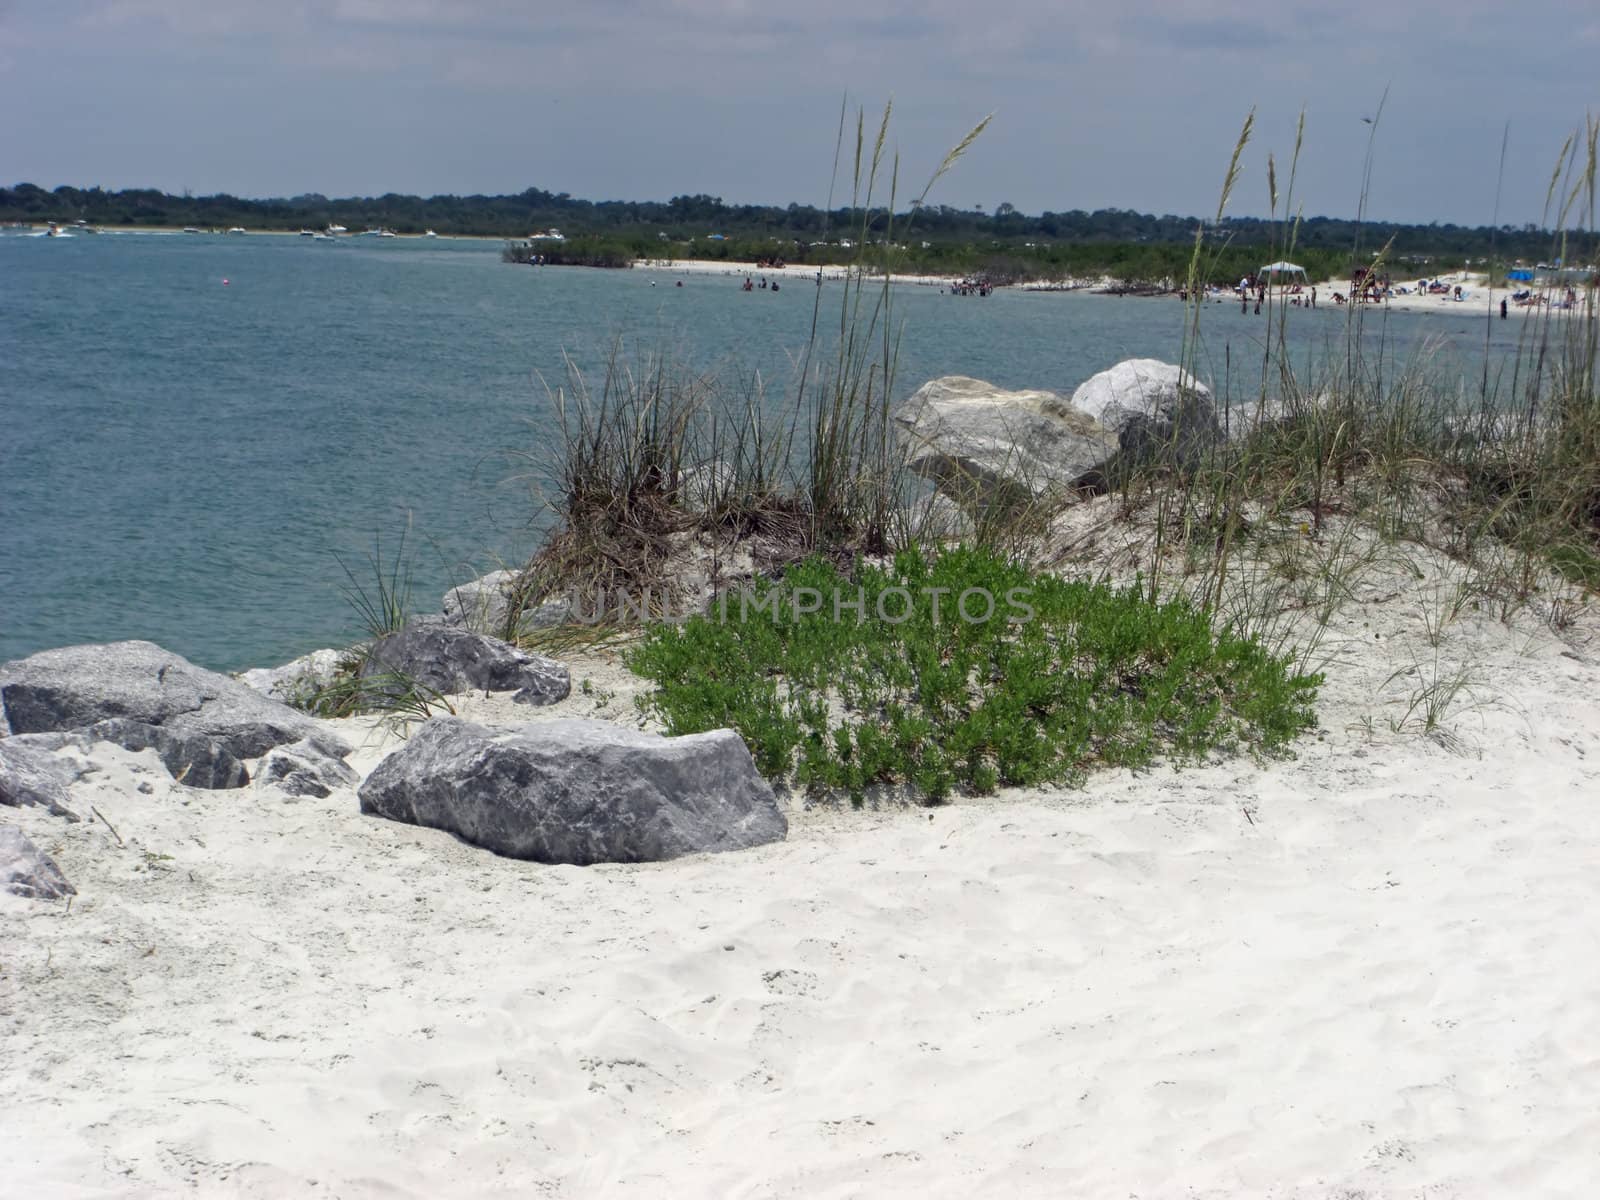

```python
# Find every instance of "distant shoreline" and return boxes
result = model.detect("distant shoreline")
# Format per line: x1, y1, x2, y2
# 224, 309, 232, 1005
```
15, 227, 1592, 319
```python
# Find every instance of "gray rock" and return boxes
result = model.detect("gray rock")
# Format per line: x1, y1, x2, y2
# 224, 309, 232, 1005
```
0, 827, 75, 900
362, 623, 570, 705
907, 490, 975, 541
443, 571, 572, 635
893, 376, 1118, 511
442, 571, 523, 635
1, 731, 79, 753
0, 738, 81, 820
82, 719, 250, 790
1065, 358, 1220, 473
359, 717, 786, 865
237, 649, 345, 706
255, 736, 360, 799
520, 597, 574, 630
0, 641, 349, 762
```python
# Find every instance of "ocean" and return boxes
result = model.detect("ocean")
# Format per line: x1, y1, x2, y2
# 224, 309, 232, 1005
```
1, 230, 1514, 670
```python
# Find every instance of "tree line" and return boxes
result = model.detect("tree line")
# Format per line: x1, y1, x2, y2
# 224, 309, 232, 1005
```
4, 181, 1584, 266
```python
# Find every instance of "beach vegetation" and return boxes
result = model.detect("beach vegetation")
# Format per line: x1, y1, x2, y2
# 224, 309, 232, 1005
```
305, 526, 457, 723
626, 546, 1321, 803
1056, 106, 1597, 752
515, 100, 992, 618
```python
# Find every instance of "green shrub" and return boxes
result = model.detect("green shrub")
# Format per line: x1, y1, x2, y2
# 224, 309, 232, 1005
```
626, 546, 1321, 803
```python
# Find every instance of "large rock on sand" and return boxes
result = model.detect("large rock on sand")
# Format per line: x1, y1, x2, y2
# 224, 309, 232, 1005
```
362, 623, 570, 705
893, 376, 1117, 510
254, 734, 360, 799
442, 571, 570, 636
0, 738, 82, 820
0, 641, 349, 763
237, 649, 344, 706
1068, 358, 1221, 471
0, 827, 75, 900
441, 571, 521, 634
82, 719, 251, 790
359, 717, 787, 865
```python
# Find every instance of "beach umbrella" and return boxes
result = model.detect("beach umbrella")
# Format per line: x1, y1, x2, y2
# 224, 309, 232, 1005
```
1259, 261, 1307, 278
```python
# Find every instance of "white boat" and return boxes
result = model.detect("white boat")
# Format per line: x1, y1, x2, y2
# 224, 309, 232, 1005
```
182, 227, 202, 234
299, 229, 316, 237
424, 229, 438, 238
312, 232, 334, 240
378, 229, 397, 238
326, 225, 348, 235
227, 227, 247, 235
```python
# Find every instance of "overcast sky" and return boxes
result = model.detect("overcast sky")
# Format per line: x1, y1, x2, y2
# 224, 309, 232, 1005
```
3, 0, 1596, 226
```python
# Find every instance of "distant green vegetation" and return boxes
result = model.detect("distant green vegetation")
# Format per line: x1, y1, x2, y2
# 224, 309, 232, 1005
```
506, 231, 1355, 286
2, 180, 1569, 274
501, 238, 635, 269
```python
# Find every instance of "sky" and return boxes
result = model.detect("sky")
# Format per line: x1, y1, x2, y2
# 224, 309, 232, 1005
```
2, 0, 1597, 227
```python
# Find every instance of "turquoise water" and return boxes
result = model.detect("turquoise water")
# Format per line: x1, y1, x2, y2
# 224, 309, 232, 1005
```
1, 232, 1515, 670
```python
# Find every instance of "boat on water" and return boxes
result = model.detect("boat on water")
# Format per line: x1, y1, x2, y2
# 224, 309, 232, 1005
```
326, 224, 348, 236
34, 223, 74, 238
424, 230, 438, 238
299, 229, 316, 237
378, 229, 398, 238
182, 227, 202, 234
227, 227, 247, 235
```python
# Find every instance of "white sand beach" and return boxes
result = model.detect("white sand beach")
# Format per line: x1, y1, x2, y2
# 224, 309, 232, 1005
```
4, 513, 1599, 1197
1245, 272, 1595, 319
636, 257, 962, 288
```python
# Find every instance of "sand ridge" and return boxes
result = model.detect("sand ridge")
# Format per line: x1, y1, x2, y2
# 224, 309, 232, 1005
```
3, 525, 1599, 1196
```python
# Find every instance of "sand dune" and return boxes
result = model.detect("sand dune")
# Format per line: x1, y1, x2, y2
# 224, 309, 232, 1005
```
4, 535, 1599, 1196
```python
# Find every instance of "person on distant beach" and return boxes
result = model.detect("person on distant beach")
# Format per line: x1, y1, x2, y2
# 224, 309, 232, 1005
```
1501, 298, 1508, 319
1311, 287, 1316, 308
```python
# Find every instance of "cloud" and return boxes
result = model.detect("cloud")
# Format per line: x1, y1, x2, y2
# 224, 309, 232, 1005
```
3, 0, 1595, 224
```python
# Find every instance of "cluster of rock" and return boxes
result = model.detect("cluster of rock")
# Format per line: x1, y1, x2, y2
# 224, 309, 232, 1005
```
2, 624, 786, 897
0, 640, 352, 791
6, 357, 1237, 901
0, 640, 369, 897
892, 358, 1223, 511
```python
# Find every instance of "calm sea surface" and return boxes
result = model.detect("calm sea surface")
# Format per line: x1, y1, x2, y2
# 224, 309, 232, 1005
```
2, 232, 1517, 670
